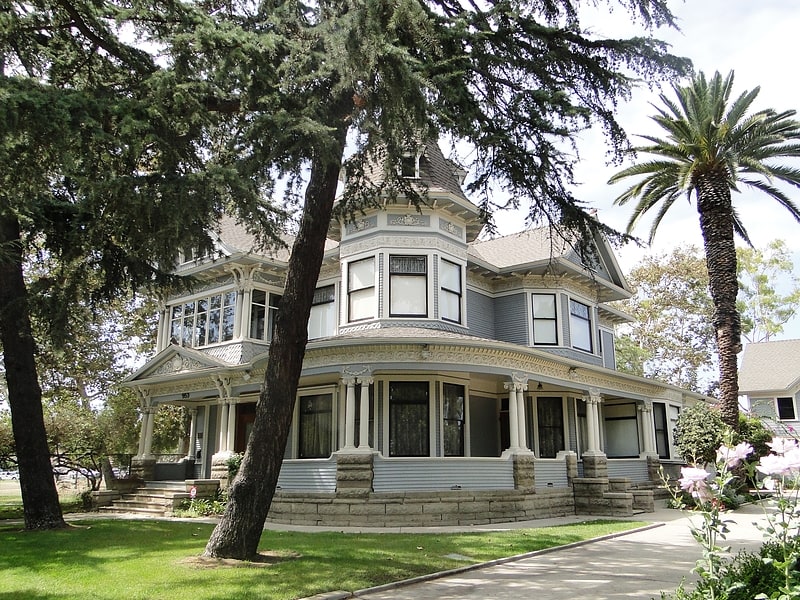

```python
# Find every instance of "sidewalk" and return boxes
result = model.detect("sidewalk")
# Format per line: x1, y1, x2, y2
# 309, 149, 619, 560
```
322, 503, 770, 600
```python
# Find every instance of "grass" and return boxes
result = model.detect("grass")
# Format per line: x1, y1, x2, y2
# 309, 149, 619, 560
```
0, 483, 86, 520
0, 517, 645, 599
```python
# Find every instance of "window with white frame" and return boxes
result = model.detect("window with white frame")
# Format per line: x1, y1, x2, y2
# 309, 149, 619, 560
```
347, 257, 375, 322
170, 291, 236, 348
389, 255, 427, 317
400, 153, 420, 178
604, 403, 640, 457
532, 293, 558, 345
439, 259, 462, 323
389, 381, 430, 457
297, 393, 333, 458
442, 383, 465, 456
249, 290, 282, 341
536, 397, 565, 458
569, 299, 593, 352
777, 397, 796, 420
654, 402, 681, 459
308, 284, 336, 339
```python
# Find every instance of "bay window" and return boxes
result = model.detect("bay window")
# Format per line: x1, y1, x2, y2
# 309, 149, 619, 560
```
532, 293, 558, 345
170, 291, 236, 348
389, 255, 427, 317
348, 257, 375, 322
297, 393, 333, 458
308, 285, 336, 339
569, 299, 593, 352
439, 259, 462, 323
250, 290, 282, 341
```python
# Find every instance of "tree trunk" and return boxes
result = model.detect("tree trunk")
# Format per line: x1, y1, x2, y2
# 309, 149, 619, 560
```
203, 126, 348, 560
696, 171, 741, 431
0, 210, 67, 529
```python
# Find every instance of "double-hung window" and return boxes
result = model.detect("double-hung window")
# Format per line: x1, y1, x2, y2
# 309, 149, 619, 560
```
439, 259, 462, 323
442, 383, 466, 456
348, 258, 375, 322
569, 299, 593, 352
777, 397, 796, 420
250, 290, 282, 341
532, 293, 557, 345
308, 285, 336, 339
389, 255, 427, 317
297, 393, 333, 458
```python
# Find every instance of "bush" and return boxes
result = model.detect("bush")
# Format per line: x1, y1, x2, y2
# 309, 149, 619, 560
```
674, 403, 726, 465
226, 453, 243, 479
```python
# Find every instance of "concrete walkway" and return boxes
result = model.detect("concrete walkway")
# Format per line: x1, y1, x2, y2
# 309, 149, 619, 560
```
305, 503, 771, 600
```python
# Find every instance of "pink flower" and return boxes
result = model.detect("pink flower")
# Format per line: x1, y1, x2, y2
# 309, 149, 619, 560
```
758, 453, 791, 477
767, 438, 799, 456
679, 466, 712, 501
716, 442, 753, 469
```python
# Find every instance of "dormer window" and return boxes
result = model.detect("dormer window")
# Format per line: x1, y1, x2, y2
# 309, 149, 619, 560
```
400, 153, 420, 178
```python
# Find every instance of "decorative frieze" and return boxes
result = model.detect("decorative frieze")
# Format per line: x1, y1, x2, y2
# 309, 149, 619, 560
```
388, 214, 429, 227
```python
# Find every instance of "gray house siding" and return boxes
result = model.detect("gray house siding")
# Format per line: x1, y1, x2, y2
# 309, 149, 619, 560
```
494, 293, 528, 345
601, 330, 616, 370
466, 289, 495, 339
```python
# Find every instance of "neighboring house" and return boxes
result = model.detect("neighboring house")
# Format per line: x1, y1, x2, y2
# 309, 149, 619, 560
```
122, 141, 705, 525
739, 339, 800, 435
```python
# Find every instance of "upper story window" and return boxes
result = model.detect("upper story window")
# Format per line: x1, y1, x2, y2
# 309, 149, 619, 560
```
439, 259, 462, 323
170, 291, 236, 348
532, 293, 557, 345
250, 290, 282, 341
308, 284, 336, 339
400, 153, 420, 178
777, 397, 796, 420
390, 255, 428, 317
348, 257, 375, 322
569, 299, 593, 352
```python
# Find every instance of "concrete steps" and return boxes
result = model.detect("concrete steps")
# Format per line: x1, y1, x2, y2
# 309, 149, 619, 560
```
99, 481, 190, 517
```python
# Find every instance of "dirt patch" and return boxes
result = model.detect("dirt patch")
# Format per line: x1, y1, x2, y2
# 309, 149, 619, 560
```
179, 551, 299, 569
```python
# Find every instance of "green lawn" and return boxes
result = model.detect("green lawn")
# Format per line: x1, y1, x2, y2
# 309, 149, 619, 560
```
0, 518, 645, 599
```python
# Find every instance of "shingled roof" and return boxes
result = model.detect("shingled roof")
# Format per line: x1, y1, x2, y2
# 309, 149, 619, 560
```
739, 339, 800, 394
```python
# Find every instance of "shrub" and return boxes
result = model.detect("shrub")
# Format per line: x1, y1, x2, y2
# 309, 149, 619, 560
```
674, 403, 726, 465
226, 453, 243, 479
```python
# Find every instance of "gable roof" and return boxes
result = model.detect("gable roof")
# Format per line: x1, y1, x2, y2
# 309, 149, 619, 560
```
739, 339, 800, 394
467, 228, 632, 301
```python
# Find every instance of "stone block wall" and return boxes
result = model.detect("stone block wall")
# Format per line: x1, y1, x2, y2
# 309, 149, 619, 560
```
265, 487, 575, 527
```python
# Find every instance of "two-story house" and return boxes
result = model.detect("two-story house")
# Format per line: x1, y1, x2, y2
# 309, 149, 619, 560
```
740, 339, 800, 436
122, 141, 705, 525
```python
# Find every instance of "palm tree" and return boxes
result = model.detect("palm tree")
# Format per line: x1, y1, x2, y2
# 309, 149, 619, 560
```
609, 70, 800, 430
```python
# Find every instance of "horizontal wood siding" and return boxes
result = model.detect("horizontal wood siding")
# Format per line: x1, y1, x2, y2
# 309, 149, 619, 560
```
494, 293, 528, 345
601, 330, 616, 370
534, 459, 569, 489
373, 457, 515, 492
607, 459, 650, 483
277, 459, 337, 492
466, 289, 495, 339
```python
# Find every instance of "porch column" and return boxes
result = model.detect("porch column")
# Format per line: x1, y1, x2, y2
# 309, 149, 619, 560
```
343, 377, 357, 449
516, 382, 529, 451
504, 381, 520, 451
357, 377, 373, 450
186, 408, 198, 460
226, 400, 237, 452
583, 391, 603, 454
142, 406, 157, 459
218, 401, 230, 453
639, 401, 657, 456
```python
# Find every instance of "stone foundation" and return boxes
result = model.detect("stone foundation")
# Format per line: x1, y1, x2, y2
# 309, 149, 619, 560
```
266, 487, 575, 527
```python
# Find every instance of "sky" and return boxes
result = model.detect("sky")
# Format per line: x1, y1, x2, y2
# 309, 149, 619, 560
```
495, 0, 800, 341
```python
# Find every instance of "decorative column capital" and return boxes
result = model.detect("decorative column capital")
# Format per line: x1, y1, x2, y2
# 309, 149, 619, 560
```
342, 376, 357, 387
357, 376, 374, 386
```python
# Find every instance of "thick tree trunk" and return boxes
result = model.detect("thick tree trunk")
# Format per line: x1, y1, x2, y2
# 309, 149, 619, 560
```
696, 171, 741, 430
203, 126, 348, 560
0, 211, 67, 529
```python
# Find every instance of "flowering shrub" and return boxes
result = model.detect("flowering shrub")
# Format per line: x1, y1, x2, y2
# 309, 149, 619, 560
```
663, 436, 800, 600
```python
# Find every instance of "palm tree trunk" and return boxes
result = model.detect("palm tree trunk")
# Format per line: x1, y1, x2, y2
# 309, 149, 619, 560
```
695, 172, 741, 430
0, 210, 67, 529
203, 125, 348, 560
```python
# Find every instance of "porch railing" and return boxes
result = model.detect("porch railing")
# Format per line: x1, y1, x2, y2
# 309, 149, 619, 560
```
534, 458, 569, 489
372, 456, 515, 492
607, 458, 650, 482
276, 458, 337, 493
